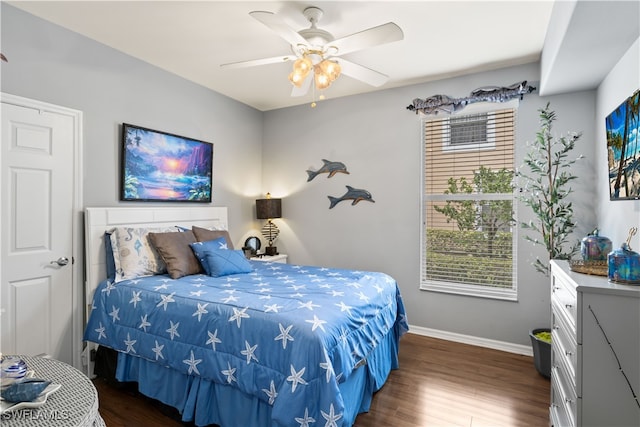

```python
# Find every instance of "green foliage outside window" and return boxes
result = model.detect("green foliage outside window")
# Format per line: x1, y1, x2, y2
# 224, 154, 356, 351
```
433, 166, 514, 256
425, 228, 513, 287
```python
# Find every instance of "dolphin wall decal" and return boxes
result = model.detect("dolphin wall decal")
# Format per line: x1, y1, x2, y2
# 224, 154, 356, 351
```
306, 159, 349, 182
328, 186, 375, 209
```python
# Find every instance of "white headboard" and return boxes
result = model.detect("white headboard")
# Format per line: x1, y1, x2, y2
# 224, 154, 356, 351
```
84, 206, 228, 307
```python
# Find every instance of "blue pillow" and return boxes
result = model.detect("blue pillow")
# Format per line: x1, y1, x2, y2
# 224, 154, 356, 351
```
204, 249, 252, 277
190, 237, 230, 275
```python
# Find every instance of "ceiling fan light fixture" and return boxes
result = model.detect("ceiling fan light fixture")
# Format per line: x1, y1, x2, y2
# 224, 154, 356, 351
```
319, 59, 341, 81
289, 55, 313, 87
288, 71, 306, 87
314, 67, 332, 90
293, 56, 312, 75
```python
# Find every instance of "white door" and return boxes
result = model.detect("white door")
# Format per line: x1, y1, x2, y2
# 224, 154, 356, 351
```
1, 95, 82, 365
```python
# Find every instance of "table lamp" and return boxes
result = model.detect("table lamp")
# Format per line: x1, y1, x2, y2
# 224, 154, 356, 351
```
256, 193, 282, 256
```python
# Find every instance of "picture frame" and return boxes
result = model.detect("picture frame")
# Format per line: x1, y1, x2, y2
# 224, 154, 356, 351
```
606, 89, 640, 201
120, 123, 213, 202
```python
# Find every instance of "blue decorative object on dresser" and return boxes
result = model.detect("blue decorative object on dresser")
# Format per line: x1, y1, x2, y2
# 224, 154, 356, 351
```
608, 227, 640, 284
608, 243, 640, 284
580, 229, 612, 261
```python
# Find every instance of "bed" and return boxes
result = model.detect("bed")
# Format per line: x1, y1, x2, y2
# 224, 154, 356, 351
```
82, 207, 408, 427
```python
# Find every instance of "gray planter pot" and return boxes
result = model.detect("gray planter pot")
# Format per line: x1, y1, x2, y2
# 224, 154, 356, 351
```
529, 328, 551, 379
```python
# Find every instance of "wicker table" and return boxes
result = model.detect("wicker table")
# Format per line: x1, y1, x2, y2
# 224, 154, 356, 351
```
1, 356, 105, 427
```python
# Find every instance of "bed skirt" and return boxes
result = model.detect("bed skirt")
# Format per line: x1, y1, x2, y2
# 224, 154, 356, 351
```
112, 327, 400, 427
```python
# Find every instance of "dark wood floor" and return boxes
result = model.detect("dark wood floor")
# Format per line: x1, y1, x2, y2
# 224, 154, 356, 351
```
94, 333, 550, 427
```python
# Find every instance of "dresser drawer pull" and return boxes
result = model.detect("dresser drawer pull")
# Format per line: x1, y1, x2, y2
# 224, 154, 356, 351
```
565, 350, 573, 356
565, 397, 574, 404
553, 325, 560, 330
565, 304, 573, 309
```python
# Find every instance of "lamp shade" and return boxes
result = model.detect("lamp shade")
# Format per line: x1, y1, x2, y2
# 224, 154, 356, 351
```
256, 198, 282, 219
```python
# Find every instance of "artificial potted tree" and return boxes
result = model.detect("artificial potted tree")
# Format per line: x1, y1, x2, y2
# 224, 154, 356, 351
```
519, 103, 583, 378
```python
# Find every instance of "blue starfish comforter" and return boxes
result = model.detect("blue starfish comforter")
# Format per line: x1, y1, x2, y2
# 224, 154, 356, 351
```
84, 260, 408, 426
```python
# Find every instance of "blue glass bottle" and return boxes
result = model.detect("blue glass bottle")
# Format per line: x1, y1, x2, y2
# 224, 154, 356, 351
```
581, 229, 612, 261
608, 243, 640, 284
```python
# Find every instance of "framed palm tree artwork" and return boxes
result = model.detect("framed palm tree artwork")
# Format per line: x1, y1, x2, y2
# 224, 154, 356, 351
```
606, 89, 640, 200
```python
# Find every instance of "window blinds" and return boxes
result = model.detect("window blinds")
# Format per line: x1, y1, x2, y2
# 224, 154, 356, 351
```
422, 108, 517, 296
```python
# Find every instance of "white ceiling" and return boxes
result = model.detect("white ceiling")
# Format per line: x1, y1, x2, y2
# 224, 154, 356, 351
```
7, 1, 558, 111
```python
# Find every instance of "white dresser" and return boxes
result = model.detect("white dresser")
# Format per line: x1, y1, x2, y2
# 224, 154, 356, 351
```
550, 260, 640, 427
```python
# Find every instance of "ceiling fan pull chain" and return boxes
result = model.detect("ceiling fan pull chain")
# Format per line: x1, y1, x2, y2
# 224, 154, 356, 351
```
311, 79, 317, 108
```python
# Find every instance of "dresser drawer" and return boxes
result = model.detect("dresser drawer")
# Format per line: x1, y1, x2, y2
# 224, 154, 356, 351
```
551, 300, 577, 380
550, 385, 573, 427
551, 361, 577, 427
551, 274, 577, 326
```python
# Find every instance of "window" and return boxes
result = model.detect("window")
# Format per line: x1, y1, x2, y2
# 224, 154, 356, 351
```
421, 106, 517, 300
442, 112, 495, 151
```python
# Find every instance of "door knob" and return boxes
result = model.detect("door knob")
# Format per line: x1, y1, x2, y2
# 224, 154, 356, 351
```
50, 257, 69, 267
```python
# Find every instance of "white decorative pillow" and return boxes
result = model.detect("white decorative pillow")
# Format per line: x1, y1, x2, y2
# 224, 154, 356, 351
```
110, 226, 176, 282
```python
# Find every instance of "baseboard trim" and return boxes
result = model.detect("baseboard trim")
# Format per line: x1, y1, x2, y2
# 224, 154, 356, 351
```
407, 325, 533, 357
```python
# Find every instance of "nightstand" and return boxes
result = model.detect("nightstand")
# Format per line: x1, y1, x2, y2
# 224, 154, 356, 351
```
251, 254, 288, 264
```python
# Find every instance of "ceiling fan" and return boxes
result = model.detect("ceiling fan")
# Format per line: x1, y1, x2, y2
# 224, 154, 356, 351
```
221, 6, 404, 98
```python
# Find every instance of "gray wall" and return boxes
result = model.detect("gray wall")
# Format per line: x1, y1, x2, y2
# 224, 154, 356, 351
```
2, 3, 608, 347
1, 4, 264, 247
596, 38, 640, 248
263, 63, 597, 346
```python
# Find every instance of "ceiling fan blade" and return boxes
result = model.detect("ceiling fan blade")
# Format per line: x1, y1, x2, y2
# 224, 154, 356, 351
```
329, 22, 403, 56
291, 74, 312, 97
338, 59, 389, 87
220, 54, 294, 69
250, 11, 309, 48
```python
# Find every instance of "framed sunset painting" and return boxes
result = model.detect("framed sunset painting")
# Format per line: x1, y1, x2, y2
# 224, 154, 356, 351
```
120, 123, 213, 202
606, 89, 640, 200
